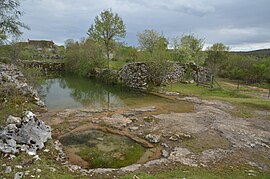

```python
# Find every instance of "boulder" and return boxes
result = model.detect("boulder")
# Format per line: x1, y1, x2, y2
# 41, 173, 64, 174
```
0, 111, 51, 155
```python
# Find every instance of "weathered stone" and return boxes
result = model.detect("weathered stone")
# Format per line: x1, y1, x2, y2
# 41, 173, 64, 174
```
50, 167, 57, 172
101, 114, 132, 128
5, 166, 12, 173
120, 164, 141, 172
145, 134, 160, 143
0, 63, 45, 107
177, 97, 202, 104
131, 106, 156, 113
162, 150, 169, 158
14, 172, 24, 179
118, 62, 212, 89
0, 111, 51, 155
129, 126, 139, 131
118, 62, 149, 90
6, 115, 21, 125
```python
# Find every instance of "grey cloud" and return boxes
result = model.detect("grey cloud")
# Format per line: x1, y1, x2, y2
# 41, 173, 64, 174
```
20, 0, 270, 50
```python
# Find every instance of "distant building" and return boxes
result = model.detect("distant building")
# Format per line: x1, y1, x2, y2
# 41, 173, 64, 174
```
27, 39, 55, 49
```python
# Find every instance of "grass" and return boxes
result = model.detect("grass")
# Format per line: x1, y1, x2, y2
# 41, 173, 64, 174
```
120, 165, 270, 179
164, 79, 270, 118
0, 141, 86, 179
0, 84, 39, 125
109, 59, 127, 70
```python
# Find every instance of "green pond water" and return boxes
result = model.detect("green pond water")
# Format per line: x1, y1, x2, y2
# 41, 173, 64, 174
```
40, 73, 193, 113
60, 130, 148, 169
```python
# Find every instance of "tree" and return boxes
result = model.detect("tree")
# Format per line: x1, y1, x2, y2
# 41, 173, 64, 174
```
0, 0, 29, 43
137, 30, 172, 86
87, 9, 126, 68
172, 34, 206, 65
137, 29, 168, 53
206, 43, 229, 76
65, 38, 105, 76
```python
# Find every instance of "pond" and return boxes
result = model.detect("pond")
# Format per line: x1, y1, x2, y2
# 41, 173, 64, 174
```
40, 73, 193, 112
59, 129, 156, 169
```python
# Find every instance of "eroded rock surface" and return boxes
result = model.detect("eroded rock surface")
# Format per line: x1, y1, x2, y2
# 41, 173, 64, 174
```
0, 63, 45, 106
0, 111, 51, 155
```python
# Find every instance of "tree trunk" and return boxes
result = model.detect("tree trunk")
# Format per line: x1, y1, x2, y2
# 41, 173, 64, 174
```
106, 49, 110, 69
268, 86, 270, 99
210, 75, 214, 88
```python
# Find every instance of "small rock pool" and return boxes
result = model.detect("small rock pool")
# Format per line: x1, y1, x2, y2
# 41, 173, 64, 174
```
59, 129, 157, 169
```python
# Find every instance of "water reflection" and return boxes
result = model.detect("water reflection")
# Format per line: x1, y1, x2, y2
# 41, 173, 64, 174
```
40, 73, 145, 110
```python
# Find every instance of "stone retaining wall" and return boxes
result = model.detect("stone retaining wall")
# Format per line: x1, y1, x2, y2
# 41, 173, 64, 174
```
118, 62, 211, 90
19, 60, 65, 71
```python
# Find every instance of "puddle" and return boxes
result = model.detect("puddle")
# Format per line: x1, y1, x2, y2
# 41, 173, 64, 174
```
59, 129, 157, 169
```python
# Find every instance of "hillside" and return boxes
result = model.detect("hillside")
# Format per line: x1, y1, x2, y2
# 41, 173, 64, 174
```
231, 48, 270, 57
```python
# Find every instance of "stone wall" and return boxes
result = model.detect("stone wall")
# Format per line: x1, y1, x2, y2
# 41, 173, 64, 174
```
0, 63, 45, 106
118, 62, 149, 89
19, 60, 65, 71
118, 62, 211, 90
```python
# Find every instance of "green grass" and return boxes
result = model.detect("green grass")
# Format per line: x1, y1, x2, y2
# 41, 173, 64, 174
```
164, 80, 270, 118
121, 166, 270, 179
0, 141, 86, 179
109, 59, 127, 70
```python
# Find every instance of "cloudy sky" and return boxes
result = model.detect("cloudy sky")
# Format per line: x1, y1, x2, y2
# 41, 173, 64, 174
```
20, 0, 270, 51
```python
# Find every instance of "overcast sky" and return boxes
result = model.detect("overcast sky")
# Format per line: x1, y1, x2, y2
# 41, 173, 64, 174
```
20, 0, 270, 51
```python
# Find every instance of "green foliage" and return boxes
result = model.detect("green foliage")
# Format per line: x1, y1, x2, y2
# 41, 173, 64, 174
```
87, 9, 126, 66
65, 38, 106, 76
172, 34, 206, 65
114, 44, 138, 63
220, 54, 270, 84
0, 0, 29, 43
206, 43, 229, 75
137, 36, 173, 86
137, 29, 168, 53
0, 44, 11, 59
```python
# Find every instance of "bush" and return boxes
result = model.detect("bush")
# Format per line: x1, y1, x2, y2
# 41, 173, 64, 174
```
65, 38, 106, 76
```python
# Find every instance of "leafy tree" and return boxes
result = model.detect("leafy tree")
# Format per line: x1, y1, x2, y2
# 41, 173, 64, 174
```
137, 31, 172, 86
0, 0, 29, 43
87, 9, 126, 68
137, 29, 168, 53
172, 34, 205, 65
65, 39, 105, 76
206, 43, 229, 75
114, 45, 138, 62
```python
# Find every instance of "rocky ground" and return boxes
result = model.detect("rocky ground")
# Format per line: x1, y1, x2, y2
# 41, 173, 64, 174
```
37, 95, 270, 178
1, 63, 269, 178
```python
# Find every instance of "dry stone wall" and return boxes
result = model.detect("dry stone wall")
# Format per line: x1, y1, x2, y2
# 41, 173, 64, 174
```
0, 63, 45, 106
118, 62, 211, 90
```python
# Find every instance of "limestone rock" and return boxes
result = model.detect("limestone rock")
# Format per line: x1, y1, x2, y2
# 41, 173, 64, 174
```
131, 106, 156, 113
0, 111, 51, 155
145, 134, 160, 143
5, 166, 12, 173
6, 115, 21, 125
14, 172, 24, 179
0, 63, 45, 107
